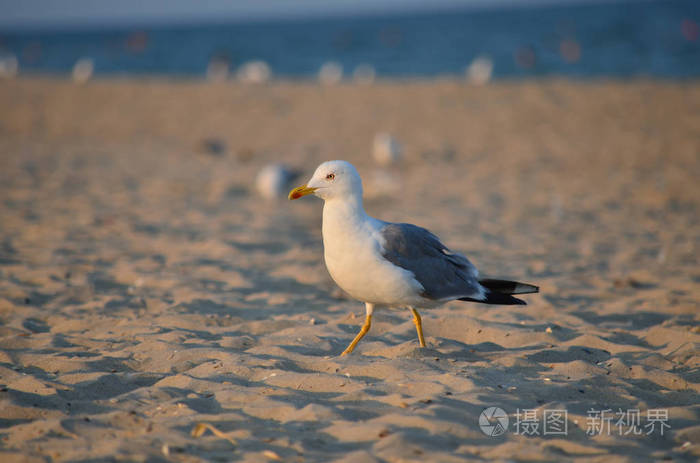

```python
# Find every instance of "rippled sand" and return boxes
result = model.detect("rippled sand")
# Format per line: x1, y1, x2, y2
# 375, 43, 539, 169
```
0, 78, 698, 462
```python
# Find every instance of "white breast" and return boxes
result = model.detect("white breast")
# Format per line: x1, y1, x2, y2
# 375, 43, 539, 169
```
321, 201, 424, 306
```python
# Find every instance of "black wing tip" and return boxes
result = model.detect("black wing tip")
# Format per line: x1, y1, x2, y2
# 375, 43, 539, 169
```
479, 278, 539, 295
459, 293, 528, 305
489, 294, 527, 305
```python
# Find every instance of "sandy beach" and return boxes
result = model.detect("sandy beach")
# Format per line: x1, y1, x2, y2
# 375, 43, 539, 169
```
0, 78, 698, 462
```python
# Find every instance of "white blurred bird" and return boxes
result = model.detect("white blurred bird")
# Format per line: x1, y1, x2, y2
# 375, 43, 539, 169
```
72, 58, 94, 84
256, 164, 297, 200
372, 133, 402, 166
237, 61, 271, 83
318, 62, 343, 85
466, 55, 493, 86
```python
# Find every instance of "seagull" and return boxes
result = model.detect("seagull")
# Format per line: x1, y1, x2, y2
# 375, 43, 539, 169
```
289, 160, 538, 355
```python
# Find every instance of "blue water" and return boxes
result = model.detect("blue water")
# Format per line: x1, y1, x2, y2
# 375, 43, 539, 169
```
1, 0, 698, 79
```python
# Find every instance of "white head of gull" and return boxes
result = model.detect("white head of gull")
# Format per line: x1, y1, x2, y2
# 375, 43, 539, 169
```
289, 160, 538, 355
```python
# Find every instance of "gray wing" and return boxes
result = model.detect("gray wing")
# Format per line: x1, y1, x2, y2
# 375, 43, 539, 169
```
380, 223, 484, 301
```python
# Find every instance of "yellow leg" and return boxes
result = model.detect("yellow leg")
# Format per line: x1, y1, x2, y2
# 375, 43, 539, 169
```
341, 314, 372, 356
410, 307, 426, 348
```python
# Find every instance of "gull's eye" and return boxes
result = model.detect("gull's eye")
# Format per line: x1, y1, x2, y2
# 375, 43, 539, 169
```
326, 173, 335, 180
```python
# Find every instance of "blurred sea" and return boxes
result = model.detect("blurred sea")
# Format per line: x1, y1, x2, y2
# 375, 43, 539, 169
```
1, 0, 698, 79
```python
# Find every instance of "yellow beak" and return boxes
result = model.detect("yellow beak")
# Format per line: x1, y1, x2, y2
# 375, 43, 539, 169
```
288, 184, 317, 200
